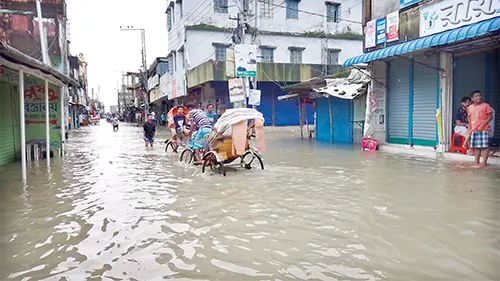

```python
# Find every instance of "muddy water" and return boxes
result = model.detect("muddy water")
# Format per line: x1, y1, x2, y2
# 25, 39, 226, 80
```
0, 123, 499, 281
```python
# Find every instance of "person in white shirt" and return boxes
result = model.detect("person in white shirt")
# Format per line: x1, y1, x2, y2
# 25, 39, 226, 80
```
112, 114, 119, 130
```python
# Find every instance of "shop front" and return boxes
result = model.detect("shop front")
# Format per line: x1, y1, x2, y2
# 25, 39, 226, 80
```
386, 54, 440, 148
343, 3, 500, 158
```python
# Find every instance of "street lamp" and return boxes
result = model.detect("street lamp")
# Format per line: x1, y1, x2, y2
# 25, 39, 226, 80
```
120, 25, 149, 116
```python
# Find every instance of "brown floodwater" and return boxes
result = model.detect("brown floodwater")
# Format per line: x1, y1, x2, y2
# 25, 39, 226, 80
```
0, 123, 499, 281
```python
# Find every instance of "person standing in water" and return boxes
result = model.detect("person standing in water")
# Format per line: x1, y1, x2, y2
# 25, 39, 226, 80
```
468, 90, 493, 167
143, 114, 156, 148
112, 114, 119, 131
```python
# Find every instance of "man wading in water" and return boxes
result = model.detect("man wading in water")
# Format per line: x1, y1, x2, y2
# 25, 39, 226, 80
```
143, 114, 156, 148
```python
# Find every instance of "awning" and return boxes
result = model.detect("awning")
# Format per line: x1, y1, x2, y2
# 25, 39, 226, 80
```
314, 68, 370, 100
343, 17, 500, 67
0, 42, 79, 87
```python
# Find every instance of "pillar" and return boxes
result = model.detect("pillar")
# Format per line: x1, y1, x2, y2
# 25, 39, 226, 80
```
19, 69, 27, 181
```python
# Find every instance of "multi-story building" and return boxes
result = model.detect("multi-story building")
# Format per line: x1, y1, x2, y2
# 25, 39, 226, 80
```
160, 0, 363, 126
342, 0, 500, 161
147, 57, 170, 114
0, 0, 79, 171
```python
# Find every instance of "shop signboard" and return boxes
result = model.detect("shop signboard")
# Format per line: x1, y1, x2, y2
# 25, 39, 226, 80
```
234, 44, 257, 77
159, 73, 169, 99
365, 19, 376, 48
170, 72, 186, 100
400, 0, 423, 9
376, 17, 387, 45
420, 0, 500, 37
386, 11, 400, 42
22, 76, 62, 148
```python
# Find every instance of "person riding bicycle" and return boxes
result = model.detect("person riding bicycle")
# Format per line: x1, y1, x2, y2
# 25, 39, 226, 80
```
173, 106, 187, 146
186, 103, 212, 165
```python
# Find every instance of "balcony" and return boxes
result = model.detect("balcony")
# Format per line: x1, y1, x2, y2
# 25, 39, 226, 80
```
1, 0, 67, 18
186, 60, 343, 88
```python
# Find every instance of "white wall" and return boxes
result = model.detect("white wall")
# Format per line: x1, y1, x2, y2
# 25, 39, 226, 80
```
183, 29, 363, 71
166, 0, 363, 54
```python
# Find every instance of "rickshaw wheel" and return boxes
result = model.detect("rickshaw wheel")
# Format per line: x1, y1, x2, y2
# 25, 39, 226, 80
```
201, 152, 218, 174
180, 148, 194, 163
241, 151, 264, 170
165, 140, 178, 153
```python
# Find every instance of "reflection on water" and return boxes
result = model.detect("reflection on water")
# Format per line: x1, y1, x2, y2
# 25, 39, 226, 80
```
1, 123, 499, 281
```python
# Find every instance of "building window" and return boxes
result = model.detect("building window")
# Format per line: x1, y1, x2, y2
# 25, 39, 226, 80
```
261, 47, 274, 63
326, 3, 340, 23
327, 49, 340, 65
168, 59, 173, 74
286, 0, 299, 19
178, 51, 185, 69
179, 1, 183, 19
215, 0, 228, 13
260, 0, 273, 18
289, 48, 303, 63
214, 45, 227, 61
171, 6, 175, 24
167, 9, 172, 31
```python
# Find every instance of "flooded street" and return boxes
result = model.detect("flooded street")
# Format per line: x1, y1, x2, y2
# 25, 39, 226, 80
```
1, 123, 499, 281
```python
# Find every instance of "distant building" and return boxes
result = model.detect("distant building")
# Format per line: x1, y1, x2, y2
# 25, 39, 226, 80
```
152, 0, 363, 126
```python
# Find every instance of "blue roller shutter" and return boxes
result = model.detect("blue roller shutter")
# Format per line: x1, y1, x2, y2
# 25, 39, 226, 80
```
0, 82, 19, 165
316, 98, 332, 142
453, 53, 486, 130
412, 54, 439, 147
388, 59, 410, 144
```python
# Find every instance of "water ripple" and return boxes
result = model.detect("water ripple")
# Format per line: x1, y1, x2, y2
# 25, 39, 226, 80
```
0, 124, 499, 280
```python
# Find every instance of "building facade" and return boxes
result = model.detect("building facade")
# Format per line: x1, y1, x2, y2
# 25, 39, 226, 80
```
155, 0, 364, 126
343, 0, 500, 158
1, 0, 79, 172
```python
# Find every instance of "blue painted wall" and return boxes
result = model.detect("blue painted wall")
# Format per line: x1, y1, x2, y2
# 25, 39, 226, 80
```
315, 97, 353, 143
211, 81, 314, 126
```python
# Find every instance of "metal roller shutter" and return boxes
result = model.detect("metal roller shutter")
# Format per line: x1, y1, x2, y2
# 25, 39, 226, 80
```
412, 54, 439, 147
0, 82, 17, 165
388, 59, 410, 144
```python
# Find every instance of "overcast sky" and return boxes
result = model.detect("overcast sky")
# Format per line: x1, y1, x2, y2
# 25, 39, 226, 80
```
66, 0, 168, 109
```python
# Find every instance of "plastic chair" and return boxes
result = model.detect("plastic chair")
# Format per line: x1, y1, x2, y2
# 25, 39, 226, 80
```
450, 133, 467, 154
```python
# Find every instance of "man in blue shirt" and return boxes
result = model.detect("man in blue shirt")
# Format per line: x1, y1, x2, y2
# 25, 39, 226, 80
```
205, 104, 218, 126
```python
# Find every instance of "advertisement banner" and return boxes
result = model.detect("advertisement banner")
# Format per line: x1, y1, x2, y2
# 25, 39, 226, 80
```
248, 89, 261, 106
234, 45, 257, 77
226, 48, 235, 77
386, 11, 400, 42
420, 0, 500, 37
400, 0, 423, 9
228, 78, 244, 103
365, 19, 376, 48
376, 17, 387, 45
159, 73, 169, 99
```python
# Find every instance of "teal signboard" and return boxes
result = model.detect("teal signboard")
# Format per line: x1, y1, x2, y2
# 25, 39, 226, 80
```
400, 0, 423, 9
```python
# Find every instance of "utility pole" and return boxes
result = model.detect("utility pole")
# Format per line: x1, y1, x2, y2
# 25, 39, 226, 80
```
91, 88, 95, 116
229, 0, 249, 109
120, 26, 149, 115
35, 0, 49, 64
